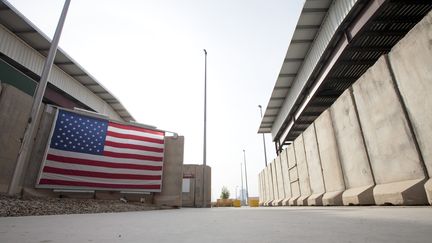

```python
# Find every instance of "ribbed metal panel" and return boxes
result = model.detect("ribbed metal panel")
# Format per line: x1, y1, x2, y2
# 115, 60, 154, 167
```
0, 24, 121, 120
271, 0, 358, 139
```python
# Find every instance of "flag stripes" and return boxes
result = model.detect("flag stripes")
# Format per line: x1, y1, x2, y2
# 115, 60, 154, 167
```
36, 110, 165, 192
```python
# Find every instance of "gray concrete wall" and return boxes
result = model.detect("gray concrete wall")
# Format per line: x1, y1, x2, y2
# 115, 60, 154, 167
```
388, 11, 432, 204
352, 56, 427, 205
287, 144, 300, 205
302, 124, 325, 205
181, 164, 211, 208
330, 89, 375, 205
266, 164, 274, 205
154, 136, 185, 208
270, 160, 279, 206
294, 134, 311, 205
0, 84, 32, 192
275, 156, 285, 205
280, 148, 292, 205
263, 166, 268, 205
314, 110, 345, 205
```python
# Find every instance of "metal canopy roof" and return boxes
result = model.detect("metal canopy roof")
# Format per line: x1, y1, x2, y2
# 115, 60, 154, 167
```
258, 0, 333, 134
259, 0, 432, 146
0, 0, 134, 122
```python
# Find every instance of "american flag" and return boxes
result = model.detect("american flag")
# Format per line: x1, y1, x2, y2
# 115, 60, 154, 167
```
36, 109, 165, 192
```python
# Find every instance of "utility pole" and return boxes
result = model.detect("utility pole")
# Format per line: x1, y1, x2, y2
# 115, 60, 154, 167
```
8, 0, 72, 195
258, 105, 268, 167
202, 49, 207, 207
243, 149, 249, 206
240, 162, 244, 205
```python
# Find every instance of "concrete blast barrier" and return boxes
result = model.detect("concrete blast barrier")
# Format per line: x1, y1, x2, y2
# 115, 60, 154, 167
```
262, 169, 268, 205
265, 164, 274, 206
314, 110, 345, 205
154, 136, 185, 208
287, 144, 300, 206
274, 156, 286, 206
270, 160, 279, 206
388, 11, 432, 205
294, 134, 311, 206
259, 171, 264, 206
330, 89, 375, 205
280, 148, 292, 205
352, 56, 428, 205
303, 124, 325, 206
0, 84, 32, 192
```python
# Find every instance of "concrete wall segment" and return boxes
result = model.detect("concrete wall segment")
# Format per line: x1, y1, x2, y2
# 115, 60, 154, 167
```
293, 134, 311, 205
388, 10, 432, 204
302, 124, 325, 205
314, 110, 345, 205
330, 89, 375, 205
287, 144, 300, 205
352, 56, 427, 205
280, 148, 292, 205
275, 156, 285, 205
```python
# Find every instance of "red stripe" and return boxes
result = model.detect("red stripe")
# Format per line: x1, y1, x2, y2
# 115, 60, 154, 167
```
104, 140, 164, 153
109, 122, 165, 136
106, 131, 164, 144
39, 179, 161, 190
103, 151, 163, 161
43, 166, 161, 180
109, 122, 164, 136
46, 154, 162, 171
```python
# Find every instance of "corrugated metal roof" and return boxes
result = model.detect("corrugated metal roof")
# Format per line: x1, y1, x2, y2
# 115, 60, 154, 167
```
259, 0, 432, 145
258, 0, 335, 134
0, 0, 134, 122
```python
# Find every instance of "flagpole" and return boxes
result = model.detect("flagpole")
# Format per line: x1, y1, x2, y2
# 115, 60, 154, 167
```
8, 0, 71, 195
202, 49, 207, 207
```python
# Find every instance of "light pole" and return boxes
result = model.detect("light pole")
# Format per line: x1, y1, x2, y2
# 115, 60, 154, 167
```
235, 185, 239, 199
202, 49, 207, 207
243, 149, 249, 206
8, 0, 72, 195
240, 163, 244, 205
258, 105, 268, 167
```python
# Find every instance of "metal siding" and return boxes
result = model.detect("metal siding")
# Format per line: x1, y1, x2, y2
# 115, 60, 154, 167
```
271, 0, 358, 139
0, 24, 122, 121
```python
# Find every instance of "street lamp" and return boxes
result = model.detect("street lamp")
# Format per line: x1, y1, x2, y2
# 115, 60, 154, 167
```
8, 0, 72, 195
243, 149, 249, 206
240, 163, 244, 205
258, 105, 268, 167
202, 49, 207, 207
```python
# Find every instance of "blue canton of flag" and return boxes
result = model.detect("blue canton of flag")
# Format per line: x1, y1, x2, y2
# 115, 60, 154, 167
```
50, 110, 108, 155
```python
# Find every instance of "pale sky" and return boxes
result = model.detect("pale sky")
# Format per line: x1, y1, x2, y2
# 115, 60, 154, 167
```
7, 0, 303, 200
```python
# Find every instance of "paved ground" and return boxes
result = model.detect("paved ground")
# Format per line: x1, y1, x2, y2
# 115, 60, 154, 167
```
1, 206, 431, 243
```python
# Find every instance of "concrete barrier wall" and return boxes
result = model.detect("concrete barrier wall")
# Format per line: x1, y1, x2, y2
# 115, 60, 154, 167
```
293, 134, 311, 205
258, 10, 432, 207
314, 110, 345, 205
258, 172, 263, 205
0, 84, 32, 192
302, 124, 325, 205
388, 11, 432, 204
280, 148, 292, 205
287, 144, 300, 205
352, 56, 427, 205
275, 156, 285, 205
263, 165, 268, 205
330, 89, 375, 205
270, 160, 279, 206
266, 164, 275, 205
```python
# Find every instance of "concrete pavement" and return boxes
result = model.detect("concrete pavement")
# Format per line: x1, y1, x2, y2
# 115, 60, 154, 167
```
1, 206, 431, 243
